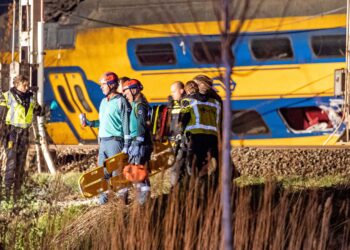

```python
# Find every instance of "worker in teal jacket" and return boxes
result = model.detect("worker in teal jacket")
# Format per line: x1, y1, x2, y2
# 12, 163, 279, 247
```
122, 79, 153, 204
80, 71, 131, 204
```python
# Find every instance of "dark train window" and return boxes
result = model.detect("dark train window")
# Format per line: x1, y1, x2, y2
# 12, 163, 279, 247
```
135, 44, 176, 65
232, 110, 269, 135
311, 35, 345, 58
251, 38, 293, 60
74, 85, 92, 112
57, 86, 75, 113
192, 41, 233, 64
57, 28, 75, 48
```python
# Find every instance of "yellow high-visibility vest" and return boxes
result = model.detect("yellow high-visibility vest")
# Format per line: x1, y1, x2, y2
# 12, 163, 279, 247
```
1, 91, 35, 128
181, 97, 220, 136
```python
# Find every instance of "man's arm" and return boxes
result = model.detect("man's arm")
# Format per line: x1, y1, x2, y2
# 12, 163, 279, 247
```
0, 92, 7, 107
135, 102, 149, 142
120, 97, 131, 148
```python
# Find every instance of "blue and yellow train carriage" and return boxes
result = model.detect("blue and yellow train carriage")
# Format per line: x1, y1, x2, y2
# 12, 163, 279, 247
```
41, 5, 346, 146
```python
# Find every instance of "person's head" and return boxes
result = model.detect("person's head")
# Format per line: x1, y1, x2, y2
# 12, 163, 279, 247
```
193, 75, 213, 94
122, 79, 143, 102
13, 75, 30, 93
99, 72, 119, 96
184, 80, 199, 96
170, 81, 184, 101
118, 76, 130, 94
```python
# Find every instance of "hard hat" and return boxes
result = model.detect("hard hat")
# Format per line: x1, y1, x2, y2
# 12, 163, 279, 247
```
99, 72, 118, 86
122, 79, 143, 91
193, 74, 213, 87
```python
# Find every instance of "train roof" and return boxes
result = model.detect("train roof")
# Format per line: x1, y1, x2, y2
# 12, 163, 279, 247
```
61, 0, 345, 29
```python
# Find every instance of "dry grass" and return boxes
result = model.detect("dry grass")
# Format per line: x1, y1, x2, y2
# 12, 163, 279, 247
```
52, 178, 350, 250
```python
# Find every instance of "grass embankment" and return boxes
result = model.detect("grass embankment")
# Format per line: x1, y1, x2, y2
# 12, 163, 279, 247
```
1, 171, 350, 249
0, 172, 87, 249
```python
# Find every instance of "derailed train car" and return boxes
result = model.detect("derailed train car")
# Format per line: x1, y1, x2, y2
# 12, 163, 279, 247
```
1, 0, 347, 146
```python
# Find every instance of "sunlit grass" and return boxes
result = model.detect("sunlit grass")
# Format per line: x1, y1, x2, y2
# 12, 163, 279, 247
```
235, 175, 350, 189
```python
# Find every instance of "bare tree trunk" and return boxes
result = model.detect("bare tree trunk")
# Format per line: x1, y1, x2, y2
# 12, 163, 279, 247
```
221, 0, 233, 249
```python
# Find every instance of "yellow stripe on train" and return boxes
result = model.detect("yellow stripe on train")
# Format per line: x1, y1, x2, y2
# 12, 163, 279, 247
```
231, 135, 341, 147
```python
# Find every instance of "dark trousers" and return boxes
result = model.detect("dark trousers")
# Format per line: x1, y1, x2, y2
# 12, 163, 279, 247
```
185, 133, 218, 178
3, 126, 29, 200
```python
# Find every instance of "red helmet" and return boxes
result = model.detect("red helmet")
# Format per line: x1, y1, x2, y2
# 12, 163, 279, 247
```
122, 79, 143, 91
99, 72, 118, 86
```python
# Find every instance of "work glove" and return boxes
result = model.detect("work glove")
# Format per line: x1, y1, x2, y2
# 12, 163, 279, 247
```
122, 139, 131, 154
98, 192, 108, 205
30, 86, 39, 93
128, 142, 141, 158
103, 167, 111, 180
79, 113, 92, 127
122, 147, 128, 154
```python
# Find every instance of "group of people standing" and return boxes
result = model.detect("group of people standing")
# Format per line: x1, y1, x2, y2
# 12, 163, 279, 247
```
80, 72, 153, 205
167, 75, 222, 187
83, 72, 222, 205
0, 71, 222, 204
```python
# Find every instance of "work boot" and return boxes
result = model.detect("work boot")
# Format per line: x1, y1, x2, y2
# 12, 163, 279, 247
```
137, 185, 150, 205
98, 192, 108, 205
115, 187, 129, 205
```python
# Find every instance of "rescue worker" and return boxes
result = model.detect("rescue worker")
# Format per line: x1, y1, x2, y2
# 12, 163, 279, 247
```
122, 79, 153, 204
0, 75, 43, 200
80, 71, 131, 204
168, 81, 185, 140
180, 80, 220, 179
193, 75, 222, 106
167, 81, 186, 186
118, 76, 130, 94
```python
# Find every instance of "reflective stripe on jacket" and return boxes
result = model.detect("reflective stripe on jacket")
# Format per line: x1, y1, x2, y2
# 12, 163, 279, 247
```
3, 91, 35, 128
181, 97, 220, 135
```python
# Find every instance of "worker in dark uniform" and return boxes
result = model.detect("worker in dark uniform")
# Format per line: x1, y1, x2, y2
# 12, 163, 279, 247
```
168, 81, 185, 141
180, 80, 221, 179
122, 79, 153, 204
167, 81, 186, 186
0, 75, 43, 200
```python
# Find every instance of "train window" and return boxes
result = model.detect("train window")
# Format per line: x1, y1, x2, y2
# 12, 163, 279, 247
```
135, 44, 176, 65
279, 107, 332, 131
57, 86, 75, 113
232, 110, 269, 135
74, 85, 92, 112
44, 26, 57, 49
251, 38, 293, 60
192, 41, 233, 64
311, 35, 345, 58
57, 28, 75, 48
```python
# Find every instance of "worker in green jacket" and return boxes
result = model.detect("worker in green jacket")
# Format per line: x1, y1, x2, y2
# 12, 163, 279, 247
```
122, 79, 153, 204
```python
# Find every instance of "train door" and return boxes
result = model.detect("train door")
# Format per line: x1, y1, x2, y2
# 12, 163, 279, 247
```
48, 72, 98, 142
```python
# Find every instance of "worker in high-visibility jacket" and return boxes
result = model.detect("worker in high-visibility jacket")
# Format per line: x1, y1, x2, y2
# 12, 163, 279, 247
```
0, 75, 43, 200
193, 74, 223, 136
180, 80, 220, 178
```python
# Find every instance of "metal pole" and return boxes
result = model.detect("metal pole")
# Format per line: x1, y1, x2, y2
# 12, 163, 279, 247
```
11, 0, 16, 62
221, 0, 233, 249
37, 0, 56, 174
346, 0, 350, 142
